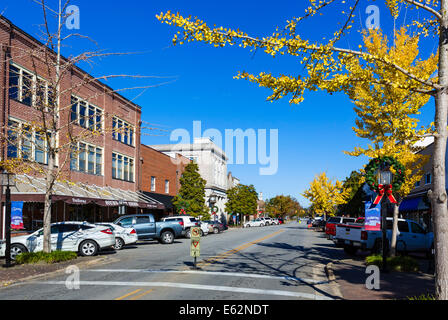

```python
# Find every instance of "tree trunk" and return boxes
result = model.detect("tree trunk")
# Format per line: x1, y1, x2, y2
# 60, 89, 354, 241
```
433, 2, 448, 299
390, 202, 400, 257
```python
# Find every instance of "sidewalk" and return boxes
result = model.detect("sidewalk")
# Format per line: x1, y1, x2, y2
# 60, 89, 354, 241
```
330, 252, 435, 300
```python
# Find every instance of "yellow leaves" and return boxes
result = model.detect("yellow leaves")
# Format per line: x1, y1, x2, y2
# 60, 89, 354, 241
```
303, 172, 350, 217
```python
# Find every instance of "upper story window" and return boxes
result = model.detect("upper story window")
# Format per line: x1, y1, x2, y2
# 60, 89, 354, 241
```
425, 173, 432, 185
112, 152, 134, 182
70, 95, 103, 132
151, 176, 156, 192
415, 180, 421, 188
70, 142, 103, 176
9, 63, 53, 110
112, 117, 135, 146
165, 180, 170, 194
7, 118, 54, 165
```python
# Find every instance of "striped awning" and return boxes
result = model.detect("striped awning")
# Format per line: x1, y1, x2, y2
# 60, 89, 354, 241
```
4, 174, 164, 209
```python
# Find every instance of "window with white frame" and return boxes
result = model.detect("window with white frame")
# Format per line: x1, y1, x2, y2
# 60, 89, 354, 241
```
70, 95, 103, 131
7, 118, 54, 165
112, 116, 135, 146
70, 142, 103, 176
112, 152, 134, 182
9, 63, 53, 109
151, 176, 156, 192
165, 180, 169, 194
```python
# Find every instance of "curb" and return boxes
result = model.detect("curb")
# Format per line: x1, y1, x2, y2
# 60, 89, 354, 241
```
325, 262, 344, 299
0, 255, 115, 288
325, 262, 336, 281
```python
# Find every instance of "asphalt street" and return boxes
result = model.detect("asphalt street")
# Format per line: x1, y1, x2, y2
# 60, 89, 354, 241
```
0, 221, 345, 300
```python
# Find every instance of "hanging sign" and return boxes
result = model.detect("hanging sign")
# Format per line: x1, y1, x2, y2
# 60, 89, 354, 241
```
365, 201, 381, 231
11, 201, 24, 230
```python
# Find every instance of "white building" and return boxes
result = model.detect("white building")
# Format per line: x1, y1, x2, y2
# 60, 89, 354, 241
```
150, 137, 236, 222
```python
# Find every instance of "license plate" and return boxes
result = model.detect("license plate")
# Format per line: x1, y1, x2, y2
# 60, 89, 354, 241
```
346, 232, 350, 235
353, 242, 361, 247
345, 240, 351, 245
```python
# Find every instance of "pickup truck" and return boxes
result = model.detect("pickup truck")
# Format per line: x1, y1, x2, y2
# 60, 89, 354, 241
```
114, 214, 183, 244
325, 216, 357, 240
334, 217, 433, 256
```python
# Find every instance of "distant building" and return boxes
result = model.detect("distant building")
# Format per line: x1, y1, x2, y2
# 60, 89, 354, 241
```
139, 144, 190, 220
150, 137, 236, 222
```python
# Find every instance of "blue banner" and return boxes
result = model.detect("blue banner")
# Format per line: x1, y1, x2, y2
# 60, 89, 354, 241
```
11, 201, 24, 230
365, 201, 381, 231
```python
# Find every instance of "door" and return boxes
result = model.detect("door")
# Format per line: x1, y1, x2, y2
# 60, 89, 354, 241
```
408, 222, 427, 251
134, 216, 155, 239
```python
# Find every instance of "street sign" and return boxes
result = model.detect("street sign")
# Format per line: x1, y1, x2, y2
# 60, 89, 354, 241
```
190, 227, 201, 240
190, 239, 200, 257
190, 227, 201, 259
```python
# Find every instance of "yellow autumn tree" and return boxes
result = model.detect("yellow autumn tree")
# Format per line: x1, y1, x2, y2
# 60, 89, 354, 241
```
344, 28, 435, 256
302, 172, 351, 220
157, 0, 448, 299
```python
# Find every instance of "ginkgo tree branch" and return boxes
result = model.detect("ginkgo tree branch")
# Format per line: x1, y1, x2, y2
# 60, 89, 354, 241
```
402, 0, 442, 21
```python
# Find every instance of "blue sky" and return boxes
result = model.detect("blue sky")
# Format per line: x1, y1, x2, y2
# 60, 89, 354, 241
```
1, 0, 437, 206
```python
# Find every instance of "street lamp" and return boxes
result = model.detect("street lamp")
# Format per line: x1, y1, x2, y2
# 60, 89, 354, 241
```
378, 163, 392, 273
0, 169, 16, 268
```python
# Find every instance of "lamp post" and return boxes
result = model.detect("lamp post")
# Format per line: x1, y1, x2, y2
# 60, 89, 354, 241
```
378, 163, 392, 273
1, 169, 15, 268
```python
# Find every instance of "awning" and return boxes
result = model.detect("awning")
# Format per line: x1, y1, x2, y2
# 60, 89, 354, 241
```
4, 174, 165, 210
399, 196, 424, 212
142, 191, 174, 210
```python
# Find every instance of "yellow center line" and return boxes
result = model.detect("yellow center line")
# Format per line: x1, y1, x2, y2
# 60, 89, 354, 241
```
129, 289, 154, 300
197, 229, 285, 268
114, 288, 142, 300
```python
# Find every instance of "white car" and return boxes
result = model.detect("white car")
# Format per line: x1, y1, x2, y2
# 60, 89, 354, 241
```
162, 216, 209, 238
0, 240, 4, 257
271, 218, 280, 225
261, 217, 273, 226
5, 221, 115, 259
96, 222, 138, 250
244, 218, 265, 228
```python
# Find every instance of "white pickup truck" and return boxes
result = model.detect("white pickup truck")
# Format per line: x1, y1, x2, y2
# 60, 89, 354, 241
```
334, 217, 434, 256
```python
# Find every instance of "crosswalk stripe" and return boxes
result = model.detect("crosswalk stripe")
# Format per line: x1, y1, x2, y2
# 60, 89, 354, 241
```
33, 280, 334, 300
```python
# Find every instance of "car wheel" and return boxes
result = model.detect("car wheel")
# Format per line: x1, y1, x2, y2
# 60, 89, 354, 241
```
79, 240, 98, 257
160, 231, 174, 244
113, 238, 125, 250
260, 223, 265, 227
10, 244, 27, 260
213, 227, 219, 234
185, 229, 191, 239
200, 230, 204, 237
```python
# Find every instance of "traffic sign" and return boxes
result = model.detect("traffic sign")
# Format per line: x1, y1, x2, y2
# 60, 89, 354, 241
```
190, 239, 200, 257
191, 227, 201, 240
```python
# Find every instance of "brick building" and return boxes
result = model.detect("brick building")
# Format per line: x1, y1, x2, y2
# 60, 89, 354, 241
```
0, 16, 163, 237
139, 144, 190, 220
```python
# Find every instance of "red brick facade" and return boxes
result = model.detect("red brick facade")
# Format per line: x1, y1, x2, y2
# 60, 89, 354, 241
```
0, 16, 141, 191
140, 145, 190, 196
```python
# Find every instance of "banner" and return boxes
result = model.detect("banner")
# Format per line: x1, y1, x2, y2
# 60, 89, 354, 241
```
11, 201, 24, 230
365, 201, 381, 231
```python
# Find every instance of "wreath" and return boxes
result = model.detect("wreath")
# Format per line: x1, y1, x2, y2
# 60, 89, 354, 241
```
211, 206, 219, 214
365, 156, 405, 193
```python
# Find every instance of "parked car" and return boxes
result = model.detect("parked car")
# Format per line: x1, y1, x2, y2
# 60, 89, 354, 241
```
2, 221, 115, 259
96, 222, 138, 250
114, 214, 183, 244
161, 216, 208, 238
271, 218, 280, 225
202, 220, 226, 234
278, 217, 285, 224
261, 217, 273, 226
325, 216, 357, 240
335, 217, 434, 256
244, 218, 265, 228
